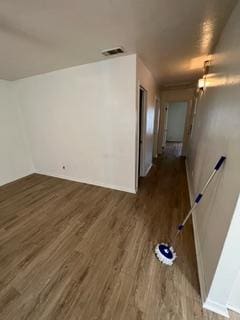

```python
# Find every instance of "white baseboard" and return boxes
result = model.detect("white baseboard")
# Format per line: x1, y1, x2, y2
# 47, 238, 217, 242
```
144, 163, 152, 176
0, 170, 35, 187
35, 170, 136, 194
204, 300, 229, 318
227, 304, 240, 315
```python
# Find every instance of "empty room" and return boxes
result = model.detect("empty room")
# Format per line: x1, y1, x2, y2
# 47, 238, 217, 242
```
1, 1, 240, 319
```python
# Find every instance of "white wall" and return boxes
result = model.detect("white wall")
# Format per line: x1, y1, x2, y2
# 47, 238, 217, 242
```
167, 101, 188, 142
14, 55, 137, 193
229, 272, 240, 313
0, 80, 33, 186
137, 58, 158, 178
208, 193, 240, 316
186, 2, 240, 316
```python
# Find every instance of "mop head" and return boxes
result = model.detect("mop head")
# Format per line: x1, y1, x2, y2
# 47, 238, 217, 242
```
155, 243, 176, 266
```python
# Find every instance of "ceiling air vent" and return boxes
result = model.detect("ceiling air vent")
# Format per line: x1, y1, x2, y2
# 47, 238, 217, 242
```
101, 47, 124, 56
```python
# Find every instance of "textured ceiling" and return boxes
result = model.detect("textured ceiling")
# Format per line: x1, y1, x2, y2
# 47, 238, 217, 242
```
0, 0, 237, 84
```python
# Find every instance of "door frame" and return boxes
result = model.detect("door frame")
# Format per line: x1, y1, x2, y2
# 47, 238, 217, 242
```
162, 99, 192, 156
181, 99, 193, 156
135, 84, 148, 191
161, 103, 169, 150
153, 97, 161, 158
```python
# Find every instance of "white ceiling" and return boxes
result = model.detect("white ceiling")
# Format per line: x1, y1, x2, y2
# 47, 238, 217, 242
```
0, 0, 237, 84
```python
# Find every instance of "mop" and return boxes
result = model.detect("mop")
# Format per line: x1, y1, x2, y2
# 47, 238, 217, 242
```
155, 156, 226, 266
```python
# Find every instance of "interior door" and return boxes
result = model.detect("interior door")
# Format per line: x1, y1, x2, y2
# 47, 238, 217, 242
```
162, 104, 168, 149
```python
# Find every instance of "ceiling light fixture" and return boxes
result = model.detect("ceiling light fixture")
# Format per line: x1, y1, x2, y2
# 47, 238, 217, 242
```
198, 78, 205, 90
198, 60, 211, 91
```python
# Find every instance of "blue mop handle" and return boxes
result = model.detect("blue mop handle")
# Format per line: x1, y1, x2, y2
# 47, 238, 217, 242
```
214, 156, 226, 170
177, 156, 226, 232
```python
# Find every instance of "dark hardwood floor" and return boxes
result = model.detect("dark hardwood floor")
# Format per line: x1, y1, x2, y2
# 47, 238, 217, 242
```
0, 153, 237, 319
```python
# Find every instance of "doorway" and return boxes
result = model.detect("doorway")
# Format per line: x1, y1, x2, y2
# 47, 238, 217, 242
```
162, 101, 188, 157
138, 86, 147, 180
162, 104, 169, 150
153, 98, 161, 158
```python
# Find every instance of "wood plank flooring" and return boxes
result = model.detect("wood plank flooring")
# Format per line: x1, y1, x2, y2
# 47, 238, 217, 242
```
0, 154, 239, 320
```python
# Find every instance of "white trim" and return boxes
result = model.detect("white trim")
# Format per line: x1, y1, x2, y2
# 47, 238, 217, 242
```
135, 80, 141, 192
1, 170, 136, 194
185, 160, 207, 302
153, 96, 161, 158
36, 170, 136, 194
227, 304, 240, 315
0, 170, 35, 187
144, 163, 152, 176
161, 104, 168, 148
203, 300, 229, 318
136, 84, 148, 187
140, 86, 148, 177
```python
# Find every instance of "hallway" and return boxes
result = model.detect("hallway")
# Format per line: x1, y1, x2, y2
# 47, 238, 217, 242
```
1, 152, 237, 319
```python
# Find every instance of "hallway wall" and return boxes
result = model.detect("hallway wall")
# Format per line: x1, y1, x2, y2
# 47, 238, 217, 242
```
0, 80, 33, 186
187, 1, 240, 316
